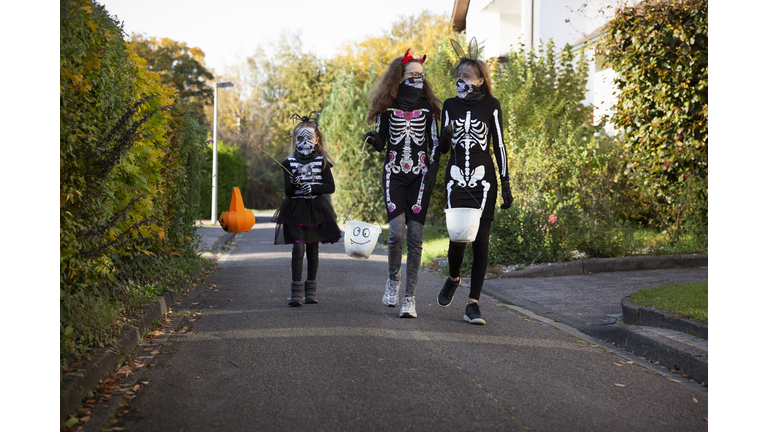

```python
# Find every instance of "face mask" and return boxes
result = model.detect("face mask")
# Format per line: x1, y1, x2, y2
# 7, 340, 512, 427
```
403, 76, 423, 89
296, 128, 316, 156
456, 79, 484, 102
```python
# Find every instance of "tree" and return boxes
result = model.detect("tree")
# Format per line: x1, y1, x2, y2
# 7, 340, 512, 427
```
130, 35, 214, 125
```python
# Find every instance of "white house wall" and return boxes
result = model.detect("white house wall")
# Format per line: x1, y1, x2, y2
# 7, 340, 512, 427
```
462, 0, 640, 134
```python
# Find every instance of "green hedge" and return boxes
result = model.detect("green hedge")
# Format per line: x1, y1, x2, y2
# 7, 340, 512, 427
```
60, 0, 210, 371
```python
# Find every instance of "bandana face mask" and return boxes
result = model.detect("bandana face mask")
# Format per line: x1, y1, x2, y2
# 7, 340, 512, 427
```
403, 76, 424, 89
296, 128, 316, 156
456, 79, 482, 99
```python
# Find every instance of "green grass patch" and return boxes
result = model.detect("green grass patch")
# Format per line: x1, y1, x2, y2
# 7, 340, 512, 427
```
629, 282, 708, 324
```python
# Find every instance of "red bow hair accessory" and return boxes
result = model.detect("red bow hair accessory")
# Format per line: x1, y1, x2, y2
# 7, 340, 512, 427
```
401, 48, 427, 65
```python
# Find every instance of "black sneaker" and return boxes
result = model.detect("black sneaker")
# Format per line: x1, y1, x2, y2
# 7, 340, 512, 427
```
437, 277, 461, 307
464, 302, 486, 325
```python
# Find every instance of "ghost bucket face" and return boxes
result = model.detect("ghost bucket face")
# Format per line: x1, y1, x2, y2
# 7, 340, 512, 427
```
344, 221, 382, 259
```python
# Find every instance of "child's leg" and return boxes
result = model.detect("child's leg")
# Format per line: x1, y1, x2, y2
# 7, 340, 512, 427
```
468, 218, 493, 301
403, 218, 424, 298
292, 242, 306, 282
289, 243, 306, 307
306, 242, 319, 281
304, 242, 320, 304
383, 213, 406, 306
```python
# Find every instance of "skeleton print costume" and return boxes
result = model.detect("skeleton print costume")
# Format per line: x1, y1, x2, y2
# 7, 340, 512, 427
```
439, 95, 508, 220
372, 95, 440, 225
272, 151, 342, 245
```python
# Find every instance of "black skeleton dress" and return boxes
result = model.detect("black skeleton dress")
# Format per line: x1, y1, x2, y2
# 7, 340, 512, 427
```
439, 95, 508, 220
272, 152, 342, 245
373, 96, 440, 224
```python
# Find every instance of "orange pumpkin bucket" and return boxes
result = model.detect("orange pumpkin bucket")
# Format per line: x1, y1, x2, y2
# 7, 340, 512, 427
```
218, 187, 255, 233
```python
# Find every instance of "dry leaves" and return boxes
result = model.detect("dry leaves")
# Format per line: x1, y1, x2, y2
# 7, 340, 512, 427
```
614, 383, 626, 387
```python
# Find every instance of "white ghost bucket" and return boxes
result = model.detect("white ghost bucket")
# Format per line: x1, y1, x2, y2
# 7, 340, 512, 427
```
344, 221, 382, 259
445, 208, 482, 243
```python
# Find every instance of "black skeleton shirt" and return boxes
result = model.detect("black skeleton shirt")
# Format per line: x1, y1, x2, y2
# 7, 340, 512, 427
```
373, 96, 440, 224
439, 95, 508, 220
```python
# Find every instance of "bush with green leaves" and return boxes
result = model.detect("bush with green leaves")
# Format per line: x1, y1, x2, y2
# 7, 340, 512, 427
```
600, 0, 708, 244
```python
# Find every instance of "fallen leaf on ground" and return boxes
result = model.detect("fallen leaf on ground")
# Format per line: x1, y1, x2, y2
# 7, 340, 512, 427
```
196, 376, 201, 379
613, 363, 623, 367
133, 384, 140, 391
614, 383, 626, 387
693, 397, 698, 403
553, 319, 560, 322
668, 378, 681, 383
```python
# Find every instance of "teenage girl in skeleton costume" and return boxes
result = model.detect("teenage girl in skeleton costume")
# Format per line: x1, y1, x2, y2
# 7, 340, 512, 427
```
436, 39, 513, 325
272, 115, 342, 307
364, 49, 442, 318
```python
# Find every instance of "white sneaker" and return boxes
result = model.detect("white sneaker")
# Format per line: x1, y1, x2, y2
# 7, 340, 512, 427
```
399, 296, 417, 318
382, 278, 399, 307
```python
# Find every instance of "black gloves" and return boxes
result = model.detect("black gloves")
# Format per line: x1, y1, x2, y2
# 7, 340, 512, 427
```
365, 130, 384, 151
500, 180, 513, 209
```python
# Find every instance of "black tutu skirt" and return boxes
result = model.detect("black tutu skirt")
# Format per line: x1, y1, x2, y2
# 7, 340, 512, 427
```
272, 195, 342, 245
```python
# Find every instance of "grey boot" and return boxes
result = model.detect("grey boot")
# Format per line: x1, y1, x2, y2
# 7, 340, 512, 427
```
289, 282, 304, 307
304, 280, 318, 304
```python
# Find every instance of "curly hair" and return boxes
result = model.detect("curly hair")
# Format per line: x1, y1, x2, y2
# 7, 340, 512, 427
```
366, 57, 442, 124
453, 59, 494, 98
288, 121, 335, 167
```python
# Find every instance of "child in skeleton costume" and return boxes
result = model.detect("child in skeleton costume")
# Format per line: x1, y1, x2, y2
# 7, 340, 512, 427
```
272, 114, 342, 307
364, 49, 442, 318
436, 39, 513, 325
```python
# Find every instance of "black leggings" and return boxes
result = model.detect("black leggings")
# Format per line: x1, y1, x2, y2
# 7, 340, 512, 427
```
292, 242, 319, 282
446, 218, 493, 301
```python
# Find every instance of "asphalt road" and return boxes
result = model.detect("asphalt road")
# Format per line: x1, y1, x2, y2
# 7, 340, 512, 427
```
121, 218, 708, 431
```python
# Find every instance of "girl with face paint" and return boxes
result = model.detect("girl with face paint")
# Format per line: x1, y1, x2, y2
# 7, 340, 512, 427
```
435, 45, 514, 326
272, 118, 342, 307
364, 49, 443, 318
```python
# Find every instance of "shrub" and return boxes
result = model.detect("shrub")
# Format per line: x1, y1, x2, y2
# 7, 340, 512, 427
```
600, 0, 708, 245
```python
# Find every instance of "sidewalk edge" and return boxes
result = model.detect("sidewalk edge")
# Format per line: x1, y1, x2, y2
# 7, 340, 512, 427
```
500, 253, 707, 278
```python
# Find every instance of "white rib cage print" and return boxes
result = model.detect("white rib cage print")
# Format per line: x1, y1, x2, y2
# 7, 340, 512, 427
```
387, 108, 428, 174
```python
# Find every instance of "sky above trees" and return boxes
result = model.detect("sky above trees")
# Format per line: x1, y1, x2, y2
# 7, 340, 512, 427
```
102, 0, 454, 74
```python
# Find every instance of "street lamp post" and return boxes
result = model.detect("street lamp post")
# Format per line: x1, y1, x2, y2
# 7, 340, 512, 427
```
212, 81, 234, 225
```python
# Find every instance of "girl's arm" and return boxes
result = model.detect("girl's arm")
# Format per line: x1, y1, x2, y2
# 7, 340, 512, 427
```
371, 112, 390, 152
438, 102, 452, 154
307, 162, 336, 196
489, 99, 513, 209
489, 99, 509, 182
282, 160, 299, 197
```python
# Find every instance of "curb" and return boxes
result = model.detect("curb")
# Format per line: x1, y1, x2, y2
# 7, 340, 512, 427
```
581, 325, 708, 383
500, 253, 707, 278
60, 279, 192, 426
621, 297, 707, 339
60, 235, 237, 426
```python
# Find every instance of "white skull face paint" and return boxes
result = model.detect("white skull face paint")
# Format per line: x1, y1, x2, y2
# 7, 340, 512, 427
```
349, 226, 372, 245
403, 77, 424, 89
296, 127, 316, 156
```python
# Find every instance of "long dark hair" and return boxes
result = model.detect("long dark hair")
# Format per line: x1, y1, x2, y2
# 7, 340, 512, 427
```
366, 57, 442, 124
